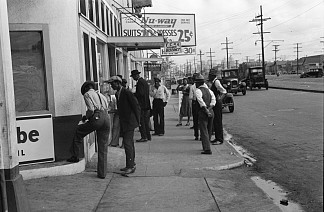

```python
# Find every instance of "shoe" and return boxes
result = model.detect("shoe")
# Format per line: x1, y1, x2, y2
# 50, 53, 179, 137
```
123, 167, 136, 174
190, 126, 194, 129
67, 156, 79, 163
97, 175, 106, 179
211, 140, 223, 145
152, 133, 159, 136
108, 144, 118, 147
120, 164, 136, 171
185, 122, 190, 126
176, 123, 182, 127
195, 137, 198, 141
136, 138, 148, 142
158, 134, 164, 136
201, 150, 212, 155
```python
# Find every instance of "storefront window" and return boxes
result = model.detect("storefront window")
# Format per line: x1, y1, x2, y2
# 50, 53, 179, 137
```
10, 31, 48, 112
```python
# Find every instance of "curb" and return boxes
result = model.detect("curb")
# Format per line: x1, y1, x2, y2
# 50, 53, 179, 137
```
21, 158, 86, 180
268, 86, 324, 93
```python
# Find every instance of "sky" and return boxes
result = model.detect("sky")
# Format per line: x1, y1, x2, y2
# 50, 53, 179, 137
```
144, 0, 324, 66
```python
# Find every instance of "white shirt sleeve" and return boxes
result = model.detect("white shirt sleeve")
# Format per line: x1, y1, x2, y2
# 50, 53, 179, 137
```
214, 79, 227, 94
164, 85, 170, 102
195, 88, 206, 107
209, 89, 216, 107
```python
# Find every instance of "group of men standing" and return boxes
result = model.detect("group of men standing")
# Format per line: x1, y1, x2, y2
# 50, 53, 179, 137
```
187, 72, 227, 154
66, 70, 170, 178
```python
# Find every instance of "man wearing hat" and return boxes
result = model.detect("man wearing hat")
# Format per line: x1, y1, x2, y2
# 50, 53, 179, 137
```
194, 74, 216, 154
108, 75, 141, 174
189, 73, 200, 140
208, 73, 227, 145
67, 81, 110, 179
130, 69, 151, 142
150, 77, 170, 136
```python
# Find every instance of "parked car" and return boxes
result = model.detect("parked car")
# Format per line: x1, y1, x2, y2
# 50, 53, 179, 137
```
245, 66, 268, 90
221, 93, 234, 113
221, 68, 246, 95
300, 68, 323, 78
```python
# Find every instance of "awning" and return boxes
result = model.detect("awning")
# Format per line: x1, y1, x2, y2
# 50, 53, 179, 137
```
107, 36, 165, 51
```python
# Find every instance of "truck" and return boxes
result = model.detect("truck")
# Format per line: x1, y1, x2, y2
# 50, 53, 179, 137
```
239, 65, 268, 90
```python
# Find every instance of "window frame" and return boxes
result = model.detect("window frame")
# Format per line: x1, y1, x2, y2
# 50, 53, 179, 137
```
9, 24, 55, 117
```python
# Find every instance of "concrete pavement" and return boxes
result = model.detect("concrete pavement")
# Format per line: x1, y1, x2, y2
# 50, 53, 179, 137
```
22, 95, 250, 212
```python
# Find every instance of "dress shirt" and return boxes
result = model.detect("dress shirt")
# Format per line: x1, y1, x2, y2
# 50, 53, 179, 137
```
84, 89, 108, 111
195, 83, 216, 108
213, 78, 227, 94
189, 84, 197, 101
150, 85, 170, 102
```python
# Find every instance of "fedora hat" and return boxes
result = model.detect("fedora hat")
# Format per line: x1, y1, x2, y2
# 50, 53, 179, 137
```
154, 77, 161, 82
194, 74, 205, 82
81, 81, 95, 95
106, 76, 122, 83
130, 70, 141, 77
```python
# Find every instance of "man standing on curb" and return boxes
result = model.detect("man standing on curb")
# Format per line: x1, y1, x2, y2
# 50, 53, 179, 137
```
150, 77, 170, 136
108, 76, 141, 175
131, 70, 151, 142
67, 81, 110, 179
195, 74, 216, 155
209, 73, 227, 145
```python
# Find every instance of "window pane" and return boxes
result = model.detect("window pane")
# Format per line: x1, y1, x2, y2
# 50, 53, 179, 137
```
101, 2, 105, 32
95, 0, 99, 28
89, 0, 93, 22
114, 17, 117, 36
106, 8, 109, 35
10, 31, 48, 112
91, 38, 98, 82
110, 13, 113, 35
83, 33, 91, 80
80, 0, 86, 16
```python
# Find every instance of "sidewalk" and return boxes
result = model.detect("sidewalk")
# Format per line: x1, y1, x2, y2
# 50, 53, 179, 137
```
23, 96, 247, 212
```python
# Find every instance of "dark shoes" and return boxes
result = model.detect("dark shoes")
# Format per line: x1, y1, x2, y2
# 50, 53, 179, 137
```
120, 167, 136, 174
136, 138, 148, 142
201, 150, 212, 155
176, 123, 182, 127
190, 126, 194, 129
152, 133, 159, 136
67, 156, 79, 163
211, 139, 223, 145
195, 137, 198, 141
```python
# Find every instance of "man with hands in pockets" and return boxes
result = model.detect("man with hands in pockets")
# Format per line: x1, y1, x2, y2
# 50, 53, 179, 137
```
150, 77, 170, 136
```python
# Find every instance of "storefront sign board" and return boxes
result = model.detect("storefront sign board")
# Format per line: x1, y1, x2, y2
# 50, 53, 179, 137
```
121, 13, 196, 47
16, 114, 55, 165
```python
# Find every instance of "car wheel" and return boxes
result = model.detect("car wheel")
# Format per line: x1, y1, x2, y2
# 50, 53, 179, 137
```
228, 99, 234, 113
242, 87, 246, 95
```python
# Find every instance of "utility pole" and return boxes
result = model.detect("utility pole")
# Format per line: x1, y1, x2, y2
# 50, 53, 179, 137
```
272, 45, 280, 75
221, 37, 233, 69
294, 43, 302, 74
235, 60, 239, 68
197, 50, 204, 74
246, 56, 250, 63
193, 57, 197, 73
257, 54, 261, 65
320, 37, 324, 53
250, 5, 271, 80
206, 48, 215, 70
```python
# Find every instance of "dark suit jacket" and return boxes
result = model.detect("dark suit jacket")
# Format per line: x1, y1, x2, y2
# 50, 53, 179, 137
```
135, 77, 151, 110
117, 87, 141, 132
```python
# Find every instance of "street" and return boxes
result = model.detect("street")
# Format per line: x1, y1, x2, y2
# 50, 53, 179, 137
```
223, 88, 323, 212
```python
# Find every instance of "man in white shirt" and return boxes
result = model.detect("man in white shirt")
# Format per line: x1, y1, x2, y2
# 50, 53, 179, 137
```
209, 73, 227, 145
150, 77, 170, 136
194, 74, 216, 154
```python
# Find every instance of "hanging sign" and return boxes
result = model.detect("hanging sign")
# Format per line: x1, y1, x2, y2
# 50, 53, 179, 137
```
121, 13, 196, 47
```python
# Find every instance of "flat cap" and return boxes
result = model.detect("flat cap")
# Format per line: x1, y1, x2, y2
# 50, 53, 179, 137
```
194, 74, 205, 82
